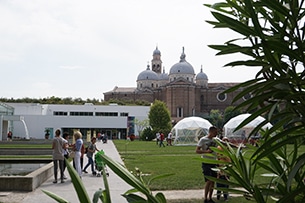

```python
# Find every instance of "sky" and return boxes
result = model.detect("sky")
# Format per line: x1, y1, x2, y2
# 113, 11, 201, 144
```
0, 0, 260, 100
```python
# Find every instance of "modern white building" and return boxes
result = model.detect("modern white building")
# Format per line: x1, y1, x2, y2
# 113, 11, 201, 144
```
0, 102, 150, 141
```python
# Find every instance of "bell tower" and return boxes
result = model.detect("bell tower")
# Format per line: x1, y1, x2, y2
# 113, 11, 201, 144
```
151, 46, 162, 74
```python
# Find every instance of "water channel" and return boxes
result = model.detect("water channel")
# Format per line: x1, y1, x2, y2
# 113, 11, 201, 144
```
0, 163, 46, 176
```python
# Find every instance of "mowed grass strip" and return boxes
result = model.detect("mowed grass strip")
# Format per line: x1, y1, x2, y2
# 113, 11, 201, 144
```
113, 140, 203, 190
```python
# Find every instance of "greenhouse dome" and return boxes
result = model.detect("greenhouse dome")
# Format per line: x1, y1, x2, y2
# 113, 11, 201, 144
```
172, 116, 212, 146
224, 113, 272, 144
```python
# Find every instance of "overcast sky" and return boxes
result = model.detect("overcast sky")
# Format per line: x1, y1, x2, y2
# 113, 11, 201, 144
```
0, 0, 260, 100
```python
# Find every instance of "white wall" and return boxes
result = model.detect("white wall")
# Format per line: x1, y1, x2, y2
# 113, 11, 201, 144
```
7, 103, 150, 139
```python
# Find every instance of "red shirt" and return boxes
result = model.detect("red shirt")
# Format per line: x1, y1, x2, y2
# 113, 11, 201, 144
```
160, 133, 164, 141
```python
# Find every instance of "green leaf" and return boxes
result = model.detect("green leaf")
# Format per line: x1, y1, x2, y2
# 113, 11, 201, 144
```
99, 153, 160, 203
65, 159, 91, 203
155, 192, 167, 203
287, 153, 305, 189
225, 60, 267, 67
259, 0, 290, 18
92, 189, 105, 203
41, 189, 69, 203
147, 173, 174, 186
100, 161, 111, 203
122, 193, 147, 203
210, 11, 256, 36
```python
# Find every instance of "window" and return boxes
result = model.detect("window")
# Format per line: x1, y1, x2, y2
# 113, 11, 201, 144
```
70, 112, 93, 116
120, 112, 129, 117
53, 111, 68, 116
200, 95, 204, 105
217, 92, 227, 102
243, 93, 252, 101
177, 107, 183, 118
95, 112, 118, 117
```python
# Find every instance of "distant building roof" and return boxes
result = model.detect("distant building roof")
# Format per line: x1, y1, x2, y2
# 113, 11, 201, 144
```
104, 86, 136, 94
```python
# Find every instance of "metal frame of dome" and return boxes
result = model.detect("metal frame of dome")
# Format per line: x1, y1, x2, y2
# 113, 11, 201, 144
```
172, 116, 213, 146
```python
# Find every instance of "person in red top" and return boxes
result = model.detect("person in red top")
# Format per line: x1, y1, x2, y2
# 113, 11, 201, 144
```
7, 131, 12, 141
159, 132, 165, 147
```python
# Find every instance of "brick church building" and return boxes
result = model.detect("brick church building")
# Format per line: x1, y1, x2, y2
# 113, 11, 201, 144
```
104, 47, 245, 123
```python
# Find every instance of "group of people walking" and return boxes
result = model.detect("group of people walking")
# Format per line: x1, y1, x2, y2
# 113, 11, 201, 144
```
52, 127, 230, 202
156, 131, 172, 147
52, 129, 100, 183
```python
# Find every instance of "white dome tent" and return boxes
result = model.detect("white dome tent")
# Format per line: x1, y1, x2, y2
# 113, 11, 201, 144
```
172, 116, 212, 146
224, 113, 273, 144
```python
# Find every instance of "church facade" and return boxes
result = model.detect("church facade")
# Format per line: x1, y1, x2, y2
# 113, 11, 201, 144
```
104, 47, 245, 123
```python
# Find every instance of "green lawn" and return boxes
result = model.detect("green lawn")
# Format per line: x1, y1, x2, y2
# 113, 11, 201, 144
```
114, 140, 268, 191
114, 140, 203, 190
113, 140, 304, 203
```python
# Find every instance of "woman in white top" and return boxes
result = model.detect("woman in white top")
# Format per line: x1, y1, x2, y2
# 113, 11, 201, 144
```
73, 131, 83, 177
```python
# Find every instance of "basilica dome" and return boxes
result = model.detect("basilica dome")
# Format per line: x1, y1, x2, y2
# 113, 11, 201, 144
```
196, 67, 208, 80
159, 69, 169, 80
196, 67, 208, 88
137, 65, 159, 81
169, 47, 195, 75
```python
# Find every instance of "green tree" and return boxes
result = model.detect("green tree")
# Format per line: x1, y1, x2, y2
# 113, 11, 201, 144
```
141, 127, 155, 141
148, 100, 172, 134
208, 109, 223, 129
205, 0, 305, 202
223, 106, 242, 124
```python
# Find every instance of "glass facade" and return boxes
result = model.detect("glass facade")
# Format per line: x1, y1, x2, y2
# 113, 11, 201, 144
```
0, 102, 14, 116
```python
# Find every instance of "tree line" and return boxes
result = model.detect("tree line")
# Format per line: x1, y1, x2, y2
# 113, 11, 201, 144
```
0, 97, 151, 106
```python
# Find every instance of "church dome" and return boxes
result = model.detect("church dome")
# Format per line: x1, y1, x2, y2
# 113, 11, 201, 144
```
169, 47, 195, 75
196, 67, 208, 80
137, 65, 159, 81
153, 46, 161, 55
159, 69, 169, 80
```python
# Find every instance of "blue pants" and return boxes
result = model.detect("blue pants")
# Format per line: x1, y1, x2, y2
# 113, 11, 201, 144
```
84, 157, 95, 172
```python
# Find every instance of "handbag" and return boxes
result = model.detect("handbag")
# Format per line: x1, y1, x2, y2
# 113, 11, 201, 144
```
69, 151, 75, 158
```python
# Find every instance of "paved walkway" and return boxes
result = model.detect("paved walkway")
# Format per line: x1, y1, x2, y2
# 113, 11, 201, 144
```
0, 140, 206, 203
